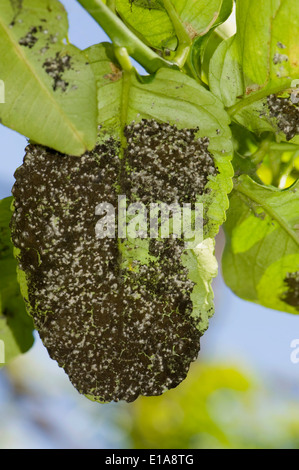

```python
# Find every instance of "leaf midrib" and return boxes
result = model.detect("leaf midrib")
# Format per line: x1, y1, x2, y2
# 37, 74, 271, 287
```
119, 69, 132, 152
236, 181, 299, 248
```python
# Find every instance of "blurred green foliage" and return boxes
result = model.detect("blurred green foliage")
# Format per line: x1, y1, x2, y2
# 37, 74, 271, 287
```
117, 362, 299, 449
3, 352, 299, 449
0, 197, 34, 365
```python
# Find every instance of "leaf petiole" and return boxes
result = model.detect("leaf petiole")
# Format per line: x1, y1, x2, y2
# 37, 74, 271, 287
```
278, 151, 299, 189
251, 138, 272, 165
114, 46, 133, 72
270, 143, 299, 152
76, 0, 176, 73
162, 0, 192, 68
226, 80, 292, 117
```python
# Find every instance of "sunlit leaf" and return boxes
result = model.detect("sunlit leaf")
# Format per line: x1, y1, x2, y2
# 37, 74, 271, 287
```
222, 175, 299, 314
0, 0, 97, 155
115, 0, 233, 54
209, 0, 299, 143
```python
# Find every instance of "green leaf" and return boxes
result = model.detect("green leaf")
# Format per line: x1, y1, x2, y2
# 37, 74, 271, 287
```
86, 42, 234, 240
222, 175, 299, 314
0, 197, 34, 366
0, 0, 97, 156
209, 0, 299, 143
235, 0, 298, 86
115, 0, 233, 53
188, 31, 223, 85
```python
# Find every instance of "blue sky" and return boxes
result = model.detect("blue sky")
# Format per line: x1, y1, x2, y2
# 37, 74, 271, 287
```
1, 0, 299, 397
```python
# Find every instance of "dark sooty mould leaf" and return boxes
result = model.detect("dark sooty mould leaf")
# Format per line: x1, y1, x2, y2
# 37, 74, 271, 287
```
267, 93, 299, 141
124, 119, 217, 205
281, 271, 299, 309
11, 119, 217, 402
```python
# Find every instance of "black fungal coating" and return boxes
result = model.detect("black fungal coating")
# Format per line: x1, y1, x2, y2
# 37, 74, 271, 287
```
277, 42, 287, 49
19, 26, 42, 48
147, 238, 194, 315
281, 271, 299, 309
267, 93, 299, 141
272, 52, 288, 65
11, 120, 216, 402
124, 119, 217, 205
42, 53, 72, 92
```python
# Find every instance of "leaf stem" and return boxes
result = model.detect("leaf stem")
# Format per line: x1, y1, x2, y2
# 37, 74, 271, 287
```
278, 151, 299, 189
119, 69, 133, 151
226, 80, 292, 117
251, 138, 272, 165
270, 143, 299, 152
114, 46, 133, 72
162, 0, 191, 68
250, 139, 299, 166
76, 0, 176, 73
